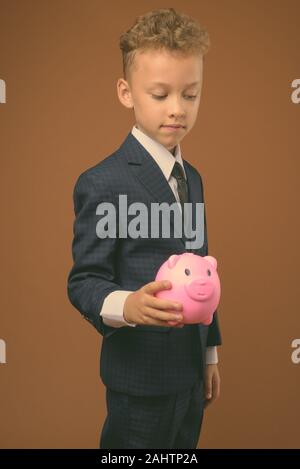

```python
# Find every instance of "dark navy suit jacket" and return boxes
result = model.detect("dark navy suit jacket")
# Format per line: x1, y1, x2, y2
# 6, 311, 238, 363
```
67, 131, 222, 396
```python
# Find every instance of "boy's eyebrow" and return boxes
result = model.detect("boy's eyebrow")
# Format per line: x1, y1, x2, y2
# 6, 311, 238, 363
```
148, 81, 200, 88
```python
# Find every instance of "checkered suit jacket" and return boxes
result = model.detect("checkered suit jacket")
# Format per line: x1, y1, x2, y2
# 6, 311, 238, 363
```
67, 131, 222, 396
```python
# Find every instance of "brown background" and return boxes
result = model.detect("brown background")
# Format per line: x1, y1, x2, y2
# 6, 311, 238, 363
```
0, 0, 299, 449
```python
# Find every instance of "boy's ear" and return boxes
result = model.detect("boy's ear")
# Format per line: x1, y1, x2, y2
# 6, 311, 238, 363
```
117, 78, 134, 109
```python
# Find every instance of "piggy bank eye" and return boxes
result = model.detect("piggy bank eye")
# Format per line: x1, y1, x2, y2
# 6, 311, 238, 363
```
207, 269, 211, 276
185, 268, 191, 276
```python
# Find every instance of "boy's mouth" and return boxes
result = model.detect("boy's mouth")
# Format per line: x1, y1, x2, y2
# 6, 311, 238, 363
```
161, 124, 185, 130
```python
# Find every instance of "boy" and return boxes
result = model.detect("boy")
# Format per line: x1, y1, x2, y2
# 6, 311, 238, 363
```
67, 8, 222, 449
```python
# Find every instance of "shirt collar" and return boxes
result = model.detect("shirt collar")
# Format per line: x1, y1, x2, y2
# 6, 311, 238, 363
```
131, 124, 186, 181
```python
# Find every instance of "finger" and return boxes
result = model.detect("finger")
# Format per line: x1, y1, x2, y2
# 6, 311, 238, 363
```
143, 306, 181, 326
167, 320, 184, 327
143, 280, 172, 295
143, 304, 183, 322
205, 380, 212, 400
205, 376, 219, 407
212, 373, 221, 400
147, 295, 182, 312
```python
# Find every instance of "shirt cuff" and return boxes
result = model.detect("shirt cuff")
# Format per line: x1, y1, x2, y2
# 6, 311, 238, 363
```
205, 346, 218, 364
100, 290, 137, 327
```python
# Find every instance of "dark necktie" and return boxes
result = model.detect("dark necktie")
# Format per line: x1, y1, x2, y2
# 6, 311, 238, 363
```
171, 161, 188, 232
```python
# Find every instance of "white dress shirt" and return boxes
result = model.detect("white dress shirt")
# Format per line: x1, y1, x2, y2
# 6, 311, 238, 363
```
99, 124, 218, 365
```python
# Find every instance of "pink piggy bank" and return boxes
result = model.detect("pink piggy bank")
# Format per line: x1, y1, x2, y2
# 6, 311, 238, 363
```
155, 253, 221, 326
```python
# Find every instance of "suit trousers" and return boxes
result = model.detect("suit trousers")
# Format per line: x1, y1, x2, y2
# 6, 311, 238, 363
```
99, 375, 205, 449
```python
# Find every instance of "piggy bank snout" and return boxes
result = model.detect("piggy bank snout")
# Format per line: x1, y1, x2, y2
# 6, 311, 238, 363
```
185, 276, 214, 301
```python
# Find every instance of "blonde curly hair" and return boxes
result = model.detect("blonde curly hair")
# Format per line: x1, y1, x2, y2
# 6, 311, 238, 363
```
119, 8, 210, 82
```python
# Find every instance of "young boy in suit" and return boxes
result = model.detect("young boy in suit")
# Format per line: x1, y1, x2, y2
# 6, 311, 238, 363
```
67, 7, 222, 449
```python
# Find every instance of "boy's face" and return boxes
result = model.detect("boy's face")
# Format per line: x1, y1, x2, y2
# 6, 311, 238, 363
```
117, 48, 203, 152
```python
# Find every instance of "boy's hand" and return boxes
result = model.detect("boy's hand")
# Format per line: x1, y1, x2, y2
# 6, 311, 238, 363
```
123, 280, 184, 328
204, 364, 221, 409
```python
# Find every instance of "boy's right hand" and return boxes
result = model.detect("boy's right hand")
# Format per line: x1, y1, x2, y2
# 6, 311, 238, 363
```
123, 280, 184, 328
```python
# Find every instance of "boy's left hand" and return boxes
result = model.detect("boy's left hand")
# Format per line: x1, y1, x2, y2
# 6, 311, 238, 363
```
204, 364, 220, 409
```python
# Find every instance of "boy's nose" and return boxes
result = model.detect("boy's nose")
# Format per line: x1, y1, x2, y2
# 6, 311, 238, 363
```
167, 97, 186, 116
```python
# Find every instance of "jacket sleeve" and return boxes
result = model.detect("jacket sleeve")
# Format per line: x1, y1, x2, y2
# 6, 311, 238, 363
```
67, 171, 127, 339
198, 172, 222, 347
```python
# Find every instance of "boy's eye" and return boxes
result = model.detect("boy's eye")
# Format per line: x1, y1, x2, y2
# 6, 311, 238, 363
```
151, 95, 197, 100
207, 269, 211, 276
185, 268, 191, 276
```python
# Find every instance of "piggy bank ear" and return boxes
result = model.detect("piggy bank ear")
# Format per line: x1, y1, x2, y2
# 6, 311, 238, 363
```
204, 256, 217, 270
168, 254, 180, 269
